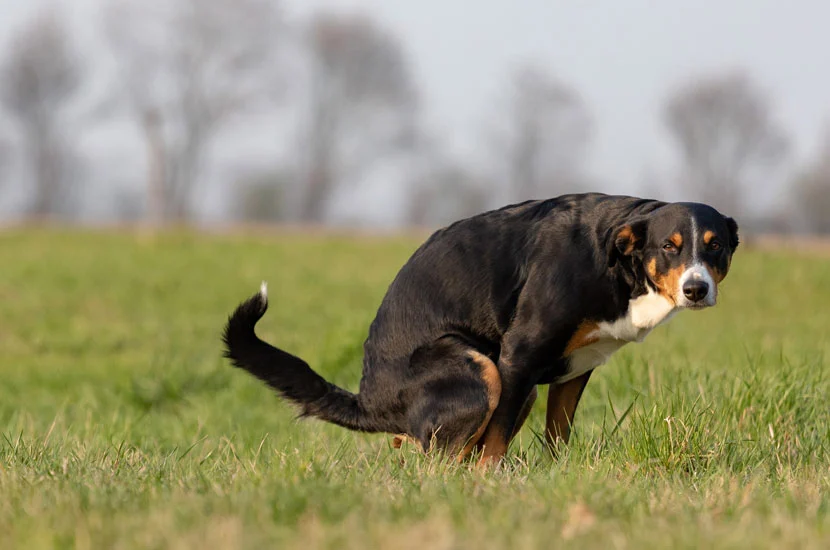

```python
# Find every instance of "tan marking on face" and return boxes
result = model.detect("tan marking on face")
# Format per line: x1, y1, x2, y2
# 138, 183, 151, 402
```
563, 322, 600, 356
704, 264, 726, 284
703, 230, 716, 245
650, 263, 686, 304
702, 231, 731, 284
545, 371, 592, 452
670, 233, 683, 248
616, 226, 638, 255
647, 257, 658, 279
459, 351, 502, 462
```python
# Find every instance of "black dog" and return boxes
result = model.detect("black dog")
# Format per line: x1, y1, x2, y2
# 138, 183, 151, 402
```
223, 193, 739, 464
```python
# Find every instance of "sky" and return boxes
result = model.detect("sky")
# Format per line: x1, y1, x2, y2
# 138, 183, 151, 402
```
1, 0, 829, 222
284, 1, 830, 192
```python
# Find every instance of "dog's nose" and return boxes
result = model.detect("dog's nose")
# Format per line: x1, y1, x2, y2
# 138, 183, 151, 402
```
683, 280, 709, 302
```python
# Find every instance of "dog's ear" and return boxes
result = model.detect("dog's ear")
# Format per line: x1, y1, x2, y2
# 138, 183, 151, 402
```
608, 217, 649, 267
725, 216, 739, 250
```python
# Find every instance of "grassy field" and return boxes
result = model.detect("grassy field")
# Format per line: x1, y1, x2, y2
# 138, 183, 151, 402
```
1, 228, 828, 549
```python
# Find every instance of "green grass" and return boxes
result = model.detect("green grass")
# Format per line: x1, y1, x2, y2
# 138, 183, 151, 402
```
1, 228, 828, 549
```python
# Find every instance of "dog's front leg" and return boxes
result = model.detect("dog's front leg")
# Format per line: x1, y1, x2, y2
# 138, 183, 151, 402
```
477, 336, 550, 465
545, 370, 592, 455
477, 265, 573, 466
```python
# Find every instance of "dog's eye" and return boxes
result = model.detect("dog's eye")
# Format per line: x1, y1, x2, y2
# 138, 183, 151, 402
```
662, 242, 677, 252
709, 241, 722, 251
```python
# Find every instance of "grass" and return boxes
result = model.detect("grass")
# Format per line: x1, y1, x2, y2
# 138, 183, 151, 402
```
0, 227, 828, 549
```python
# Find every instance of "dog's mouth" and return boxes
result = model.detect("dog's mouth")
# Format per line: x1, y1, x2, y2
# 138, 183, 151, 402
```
675, 265, 719, 311
679, 296, 716, 310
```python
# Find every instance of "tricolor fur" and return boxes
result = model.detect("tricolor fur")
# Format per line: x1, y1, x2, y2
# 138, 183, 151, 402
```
223, 193, 739, 465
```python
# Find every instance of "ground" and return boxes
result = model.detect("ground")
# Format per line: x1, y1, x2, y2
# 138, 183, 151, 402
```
1, 228, 828, 549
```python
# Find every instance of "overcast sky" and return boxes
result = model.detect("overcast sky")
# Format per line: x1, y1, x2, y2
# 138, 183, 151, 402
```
1, 0, 829, 220
285, 0, 830, 193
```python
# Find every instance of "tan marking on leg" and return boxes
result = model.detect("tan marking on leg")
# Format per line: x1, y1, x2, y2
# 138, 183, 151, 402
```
669, 232, 683, 248
545, 371, 592, 455
458, 351, 502, 462
473, 386, 537, 458
468, 351, 501, 412
563, 322, 600, 356
392, 434, 422, 451
476, 426, 509, 467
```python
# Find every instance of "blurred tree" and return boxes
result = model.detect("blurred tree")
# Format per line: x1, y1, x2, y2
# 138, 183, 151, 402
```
104, 0, 285, 224
407, 158, 489, 227
112, 186, 146, 223
298, 12, 419, 223
490, 65, 593, 203
791, 129, 830, 234
233, 169, 290, 223
0, 12, 82, 219
0, 135, 10, 185
664, 71, 789, 217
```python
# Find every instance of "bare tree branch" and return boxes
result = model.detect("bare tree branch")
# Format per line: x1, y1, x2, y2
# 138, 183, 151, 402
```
791, 127, 830, 234
490, 65, 593, 203
664, 71, 789, 216
406, 159, 489, 227
298, 12, 419, 223
0, 12, 82, 219
104, 0, 285, 224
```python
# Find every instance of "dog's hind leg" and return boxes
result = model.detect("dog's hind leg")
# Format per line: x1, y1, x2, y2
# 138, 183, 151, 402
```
391, 434, 422, 450
402, 337, 501, 462
456, 350, 501, 461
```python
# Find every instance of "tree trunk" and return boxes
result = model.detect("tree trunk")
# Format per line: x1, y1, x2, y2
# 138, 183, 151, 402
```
26, 125, 60, 221
140, 108, 167, 226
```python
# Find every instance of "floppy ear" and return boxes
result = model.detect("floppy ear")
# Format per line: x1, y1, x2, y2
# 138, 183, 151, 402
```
607, 217, 649, 267
725, 216, 739, 250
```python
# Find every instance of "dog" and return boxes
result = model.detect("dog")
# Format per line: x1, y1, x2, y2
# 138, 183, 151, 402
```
223, 193, 739, 465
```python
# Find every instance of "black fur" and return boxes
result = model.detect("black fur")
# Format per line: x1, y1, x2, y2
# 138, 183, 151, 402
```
223, 291, 381, 432
223, 192, 739, 455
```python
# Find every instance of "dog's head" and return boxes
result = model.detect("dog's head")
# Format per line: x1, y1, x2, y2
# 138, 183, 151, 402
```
609, 203, 739, 310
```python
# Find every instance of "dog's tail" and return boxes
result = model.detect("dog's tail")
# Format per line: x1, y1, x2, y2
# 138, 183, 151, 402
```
222, 283, 380, 433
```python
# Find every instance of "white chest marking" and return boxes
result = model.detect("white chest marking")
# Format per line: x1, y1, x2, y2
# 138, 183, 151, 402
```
558, 289, 677, 383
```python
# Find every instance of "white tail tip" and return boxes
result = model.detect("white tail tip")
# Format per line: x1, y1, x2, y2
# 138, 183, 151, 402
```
259, 281, 268, 300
